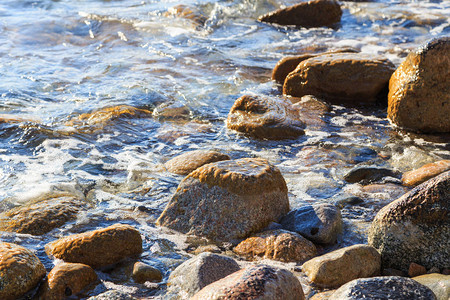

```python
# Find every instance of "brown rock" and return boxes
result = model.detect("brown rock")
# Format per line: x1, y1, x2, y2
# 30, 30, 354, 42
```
0, 242, 46, 300
302, 244, 381, 288
38, 263, 98, 300
402, 160, 450, 187
132, 262, 163, 283
192, 264, 305, 300
283, 53, 395, 104
157, 158, 290, 242
45, 223, 143, 268
165, 150, 230, 175
310, 290, 336, 300
164, 4, 207, 26
226, 95, 305, 140
234, 229, 317, 263
258, 0, 342, 28
388, 37, 450, 133
409, 262, 427, 277
413, 273, 450, 300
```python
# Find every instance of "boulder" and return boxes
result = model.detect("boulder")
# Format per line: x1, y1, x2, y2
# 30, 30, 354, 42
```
283, 53, 395, 103
0, 242, 46, 300
234, 229, 317, 263
281, 203, 342, 244
402, 160, 450, 187
45, 223, 143, 268
192, 265, 305, 300
165, 150, 230, 175
388, 37, 450, 133
258, 0, 342, 28
226, 95, 305, 140
302, 244, 381, 288
156, 158, 290, 242
368, 171, 450, 272
88, 290, 137, 300
329, 276, 436, 300
37, 263, 98, 300
413, 273, 450, 300
132, 262, 163, 283
167, 252, 240, 298
344, 166, 400, 184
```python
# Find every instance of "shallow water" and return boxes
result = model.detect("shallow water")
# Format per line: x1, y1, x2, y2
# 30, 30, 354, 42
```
0, 0, 449, 298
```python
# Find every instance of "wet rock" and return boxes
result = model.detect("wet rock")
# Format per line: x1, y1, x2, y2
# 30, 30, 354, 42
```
258, 0, 342, 28
402, 160, 450, 187
164, 150, 230, 175
413, 273, 450, 300
157, 158, 290, 242
45, 223, 143, 268
329, 276, 436, 300
37, 262, 98, 300
164, 4, 208, 27
344, 166, 400, 184
234, 229, 317, 263
167, 252, 240, 298
388, 37, 450, 133
226, 95, 305, 140
88, 290, 137, 300
283, 53, 395, 104
281, 203, 342, 244
0, 242, 46, 300
409, 262, 427, 277
0, 196, 89, 235
302, 244, 381, 288
334, 196, 364, 209
192, 264, 305, 300
132, 262, 163, 283
368, 171, 450, 272
291, 95, 331, 129
153, 101, 191, 120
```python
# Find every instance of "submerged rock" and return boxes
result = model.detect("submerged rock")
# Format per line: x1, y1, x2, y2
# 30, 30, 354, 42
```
164, 150, 230, 175
226, 95, 305, 140
164, 4, 208, 27
157, 158, 290, 242
402, 160, 450, 187
344, 166, 400, 184
132, 262, 163, 283
413, 273, 450, 300
388, 37, 450, 133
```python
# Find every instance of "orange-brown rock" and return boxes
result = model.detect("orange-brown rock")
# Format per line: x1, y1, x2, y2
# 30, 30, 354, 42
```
402, 160, 450, 187
164, 5, 208, 26
192, 265, 305, 300
234, 229, 317, 263
258, 0, 342, 28
226, 95, 305, 140
38, 263, 98, 300
283, 53, 395, 104
157, 158, 290, 242
310, 290, 336, 300
0, 242, 46, 300
165, 150, 230, 175
45, 223, 143, 268
388, 37, 450, 133
132, 262, 163, 283
408, 262, 427, 278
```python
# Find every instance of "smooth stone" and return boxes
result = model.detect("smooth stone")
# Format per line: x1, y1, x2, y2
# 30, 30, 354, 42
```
0, 242, 46, 300
234, 229, 317, 263
344, 166, 400, 184
132, 262, 163, 283
258, 0, 342, 28
152, 101, 191, 120
290, 95, 331, 129
388, 37, 450, 133
164, 150, 230, 175
329, 276, 436, 299
302, 244, 381, 288
281, 203, 342, 244
88, 290, 137, 300
45, 223, 143, 268
167, 252, 240, 298
157, 158, 290, 242
226, 95, 305, 140
409, 262, 427, 277
368, 171, 450, 272
413, 273, 450, 300
402, 160, 450, 187
192, 264, 305, 300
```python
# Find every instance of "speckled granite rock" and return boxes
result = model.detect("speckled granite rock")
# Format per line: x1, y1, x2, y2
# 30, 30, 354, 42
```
413, 273, 450, 300
402, 160, 450, 187
165, 150, 230, 175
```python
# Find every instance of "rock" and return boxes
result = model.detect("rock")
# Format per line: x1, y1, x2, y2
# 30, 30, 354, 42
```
190, 244, 222, 255
368, 171, 450, 272
388, 37, 450, 133
165, 150, 230, 175
382, 268, 405, 277
0, 242, 46, 300
329, 276, 437, 300
164, 4, 207, 27
258, 0, 342, 28
281, 203, 342, 244
45, 223, 143, 268
234, 229, 317, 263
334, 196, 364, 209
88, 290, 137, 300
132, 262, 163, 283
192, 264, 305, 300
37, 263, 98, 300
402, 160, 450, 187
409, 262, 427, 277
301, 244, 381, 288
413, 273, 450, 300
310, 290, 336, 300
290, 95, 331, 129
167, 252, 240, 298
0, 196, 89, 235
153, 101, 191, 120
157, 158, 290, 242
226, 95, 305, 140
283, 53, 395, 104
344, 166, 400, 184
